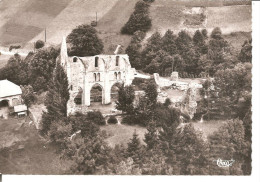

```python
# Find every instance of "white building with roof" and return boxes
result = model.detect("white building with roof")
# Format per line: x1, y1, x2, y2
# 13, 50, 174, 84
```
0, 80, 23, 118
0, 80, 22, 107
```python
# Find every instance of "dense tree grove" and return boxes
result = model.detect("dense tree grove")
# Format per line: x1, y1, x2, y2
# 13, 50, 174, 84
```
0, 47, 59, 92
121, 1, 152, 35
51, 102, 250, 175
126, 27, 247, 78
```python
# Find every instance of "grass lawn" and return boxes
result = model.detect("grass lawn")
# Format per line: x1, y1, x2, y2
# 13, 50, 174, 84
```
101, 120, 226, 148
101, 124, 147, 147
193, 120, 227, 138
0, 117, 71, 174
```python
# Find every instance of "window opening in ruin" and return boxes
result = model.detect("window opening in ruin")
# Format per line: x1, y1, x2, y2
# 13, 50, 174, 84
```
97, 73, 101, 81
114, 72, 117, 80
118, 72, 121, 80
116, 56, 119, 66
94, 73, 97, 81
95, 57, 99, 67
73, 57, 77, 62
70, 85, 73, 90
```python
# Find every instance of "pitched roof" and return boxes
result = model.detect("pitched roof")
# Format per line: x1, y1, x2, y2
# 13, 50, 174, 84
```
0, 80, 22, 98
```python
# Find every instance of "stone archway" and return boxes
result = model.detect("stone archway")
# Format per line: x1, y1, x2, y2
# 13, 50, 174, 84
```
110, 82, 122, 103
90, 83, 104, 105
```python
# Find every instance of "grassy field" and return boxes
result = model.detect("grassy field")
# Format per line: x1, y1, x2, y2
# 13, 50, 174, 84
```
206, 5, 252, 34
0, 0, 72, 46
101, 124, 147, 147
148, 1, 251, 36
193, 120, 226, 139
0, 0, 251, 54
0, 117, 71, 174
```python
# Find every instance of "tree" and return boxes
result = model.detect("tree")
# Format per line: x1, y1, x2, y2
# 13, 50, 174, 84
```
125, 31, 145, 69
238, 39, 252, 63
143, 0, 155, 2
121, 1, 152, 35
41, 63, 70, 135
0, 54, 29, 86
210, 27, 222, 39
207, 27, 230, 69
48, 118, 73, 147
35, 40, 45, 49
155, 108, 181, 164
115, 158, 142, 175
64, 134, 113, 174
164, 98, 172, 107
215, 63, 251, 103
141, 31, 162, 68
201, 29, 208, 38
125, 43, 142, 69
144, 121, 159, 150
193, 30, 208, 54
68, 112, 100, 138
21, 85, 36, 107
242, 109, 252, 175
176, 30, 193, 55
86, 111, 106, 125
127, 131, 143, 164
161, 29, 178, 56
144, 82, 158, 107
116, 85, 135, 114
175, 124, 210, 175
208, 119, 249, 175
29, 48, 58, 91
67, 24, 103, 57
141, 149, 175, 175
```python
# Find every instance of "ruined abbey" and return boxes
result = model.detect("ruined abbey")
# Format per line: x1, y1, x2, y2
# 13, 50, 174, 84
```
59, 38, 136, 115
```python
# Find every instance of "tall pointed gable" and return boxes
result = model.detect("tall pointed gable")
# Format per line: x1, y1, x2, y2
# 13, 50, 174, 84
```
60, 36, 68, 67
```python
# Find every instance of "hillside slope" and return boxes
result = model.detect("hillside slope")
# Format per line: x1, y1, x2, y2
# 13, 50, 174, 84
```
0, 0, 251, 53
30, 0, 120, 46
0, 0, 71, 46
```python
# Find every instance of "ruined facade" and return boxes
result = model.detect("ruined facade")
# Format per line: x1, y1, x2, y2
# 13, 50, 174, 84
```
60, 38, 136, 115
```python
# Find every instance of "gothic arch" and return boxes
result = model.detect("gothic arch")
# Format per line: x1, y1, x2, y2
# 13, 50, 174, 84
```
110, 82, 122, 102
90, 83, 104, 104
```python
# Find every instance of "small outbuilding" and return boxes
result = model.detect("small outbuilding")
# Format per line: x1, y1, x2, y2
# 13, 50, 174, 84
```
14, 104, 28, 117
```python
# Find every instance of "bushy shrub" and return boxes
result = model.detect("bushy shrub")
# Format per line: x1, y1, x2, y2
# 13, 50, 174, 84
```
35, 40, 45, 49
122, 114, 148, 126
107, 116, 118, 124
163, 98, 172, 107
87, 111, 106, 125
